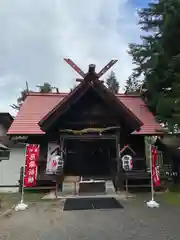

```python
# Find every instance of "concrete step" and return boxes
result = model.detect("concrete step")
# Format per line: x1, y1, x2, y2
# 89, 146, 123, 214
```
63, 182, 78, 195
62, 181, 116, 195
106, 180, 116, 194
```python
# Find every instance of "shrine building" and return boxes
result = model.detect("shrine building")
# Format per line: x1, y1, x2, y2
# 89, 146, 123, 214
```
7, 60, 164, 191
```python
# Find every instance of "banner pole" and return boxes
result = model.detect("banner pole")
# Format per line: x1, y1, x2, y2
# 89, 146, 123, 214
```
15, 145, 28, 211
149, 143, 154, 201
20, 166, 25, 203
146, 139, 159, 208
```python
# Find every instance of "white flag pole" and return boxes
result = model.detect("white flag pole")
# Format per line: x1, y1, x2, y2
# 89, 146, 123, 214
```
15, 146, 28, 211
146, 138, 159, 208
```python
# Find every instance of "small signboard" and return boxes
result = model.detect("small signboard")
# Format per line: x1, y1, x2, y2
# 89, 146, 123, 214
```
46, 143, 58, 174
46, 142, 64, 174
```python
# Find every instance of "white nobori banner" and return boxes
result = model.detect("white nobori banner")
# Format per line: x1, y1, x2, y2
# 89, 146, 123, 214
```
46, 142, 60, 174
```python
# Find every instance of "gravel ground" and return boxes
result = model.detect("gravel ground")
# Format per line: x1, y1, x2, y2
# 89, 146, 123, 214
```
0, 196, 180, 240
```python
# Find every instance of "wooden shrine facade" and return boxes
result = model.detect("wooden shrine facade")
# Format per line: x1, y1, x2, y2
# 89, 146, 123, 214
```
7, 59, 164, 188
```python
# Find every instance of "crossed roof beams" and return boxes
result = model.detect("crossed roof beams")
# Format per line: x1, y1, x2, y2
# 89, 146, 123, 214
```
64, 58, 118, 83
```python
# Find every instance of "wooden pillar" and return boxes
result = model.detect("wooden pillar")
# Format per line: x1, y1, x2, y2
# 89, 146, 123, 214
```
55, 137, 65, 197
116, 130, 123, 191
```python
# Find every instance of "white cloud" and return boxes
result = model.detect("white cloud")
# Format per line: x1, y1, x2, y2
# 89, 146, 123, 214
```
0, 0, 140, 115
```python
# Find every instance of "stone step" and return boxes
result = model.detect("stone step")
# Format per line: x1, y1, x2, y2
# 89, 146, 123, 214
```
61, 180, 118, 195
63, 182, 78, 194
106, 180, 116, 194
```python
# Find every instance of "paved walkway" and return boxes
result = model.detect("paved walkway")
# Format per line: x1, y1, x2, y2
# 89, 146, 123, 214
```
0, 197, 179, 240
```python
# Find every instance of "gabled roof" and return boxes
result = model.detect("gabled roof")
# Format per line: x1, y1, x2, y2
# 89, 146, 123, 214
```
39, 81, 87, 128
7, 91, 163, 136
0, 142, 9, 151
118, 95, 163, 135
0, 113, 14, 148
0, 112, 14, 129
39, 80, 143, 132
8, 93, 65, 135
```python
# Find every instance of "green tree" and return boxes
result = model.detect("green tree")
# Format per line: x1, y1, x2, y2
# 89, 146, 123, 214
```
106, 71, 119, 94
128, 0, 180, 131
10, 89, 32, 111
11, 82, 53, 111
38, 82, 52, 93
124, 76, 142, 94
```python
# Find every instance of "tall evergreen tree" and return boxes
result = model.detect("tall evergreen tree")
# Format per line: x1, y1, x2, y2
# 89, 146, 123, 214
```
127, 0, 180, 131
106, 71, 119, 94
10, 89, 32, 111
11, 82, 53, 111
125, 76, 142, 94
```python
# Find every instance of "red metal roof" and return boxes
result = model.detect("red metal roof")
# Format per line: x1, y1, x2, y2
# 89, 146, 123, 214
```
117, 94, 163, 134
8, 93, 66, 135
39, 80, 143, 131
7, 92, 163, 135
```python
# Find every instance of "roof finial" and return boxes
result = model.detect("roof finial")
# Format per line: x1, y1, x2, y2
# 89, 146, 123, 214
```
64, 58, 118, 83
88, 64, 96, 74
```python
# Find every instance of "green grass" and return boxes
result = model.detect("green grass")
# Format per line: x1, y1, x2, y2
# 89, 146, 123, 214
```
162, 192, 180, 206
0, 192, 46, 212
0, 192, 45, 202
159, 184, 180, 207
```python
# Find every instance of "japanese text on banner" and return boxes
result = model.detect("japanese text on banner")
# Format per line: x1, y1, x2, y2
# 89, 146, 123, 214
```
24, 144, 40, 187
152, 146, 160, 187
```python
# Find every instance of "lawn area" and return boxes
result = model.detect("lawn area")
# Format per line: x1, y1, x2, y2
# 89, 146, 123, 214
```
158, 184, 180, 207
161, 192, 180, 206
0, 191, 45, 213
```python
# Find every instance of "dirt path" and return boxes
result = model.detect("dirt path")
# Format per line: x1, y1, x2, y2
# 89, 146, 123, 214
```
0, 197, 180, 240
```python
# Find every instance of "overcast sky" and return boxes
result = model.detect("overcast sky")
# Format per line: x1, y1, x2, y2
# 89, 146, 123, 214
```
0, 0, 148, 115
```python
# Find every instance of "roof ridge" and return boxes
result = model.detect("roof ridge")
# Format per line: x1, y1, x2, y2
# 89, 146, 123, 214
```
26, 92, 141, 98
7, 90, 163, 136
27, 92, 68, 96
116, 94, 141, 97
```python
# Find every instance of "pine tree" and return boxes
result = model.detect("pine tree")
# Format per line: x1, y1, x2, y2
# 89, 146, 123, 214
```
10, 89, 32, 111
125, 76, 142, 94
11, 82, 53, 111
106, 71, 119, 94
128, 0, 180, 131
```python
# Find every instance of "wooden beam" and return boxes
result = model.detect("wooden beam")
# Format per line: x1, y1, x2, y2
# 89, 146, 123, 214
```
61, 121, 120, 126
64, 58, 86, 78
76, 78, 104, 83
59, 134, 118, 140
76, 78, 83, 82
97, 60, 118, 78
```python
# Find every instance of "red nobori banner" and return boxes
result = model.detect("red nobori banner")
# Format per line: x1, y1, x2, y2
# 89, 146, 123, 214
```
152, 146, 161, 187
24, 144, 40, 187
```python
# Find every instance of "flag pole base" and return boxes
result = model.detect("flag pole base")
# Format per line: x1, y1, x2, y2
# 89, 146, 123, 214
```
15, 201, 28, 211
146, 200, 159, 208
